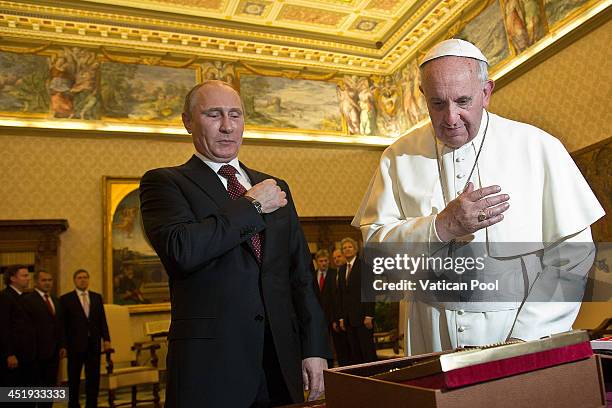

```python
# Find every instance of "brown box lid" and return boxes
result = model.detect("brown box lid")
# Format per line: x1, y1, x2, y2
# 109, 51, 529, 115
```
324, 355, 605, 408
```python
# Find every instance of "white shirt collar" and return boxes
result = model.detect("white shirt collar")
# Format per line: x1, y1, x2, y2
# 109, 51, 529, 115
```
35, 288, 49, 298
346, 257, 356, 268
194, 152, 241, 175
76, 288, 89, 297
9, 285, 22, 295
194, 152, 251, 185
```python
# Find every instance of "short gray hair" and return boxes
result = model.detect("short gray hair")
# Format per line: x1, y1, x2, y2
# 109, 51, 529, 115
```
340, 237, 358, 249
476, 59, 488, 82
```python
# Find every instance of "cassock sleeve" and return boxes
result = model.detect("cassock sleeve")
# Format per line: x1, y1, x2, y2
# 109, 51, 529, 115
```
352, 150, 443, 254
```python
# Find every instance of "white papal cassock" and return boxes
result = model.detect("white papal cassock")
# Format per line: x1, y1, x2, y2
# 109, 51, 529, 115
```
352, 110, 605, 355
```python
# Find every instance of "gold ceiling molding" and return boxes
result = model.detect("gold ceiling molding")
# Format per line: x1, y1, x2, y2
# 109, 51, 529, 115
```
383, 0, 477, 73
100, 46, 198, 68
0, 8, 383, 75
239, 61, 337, 81
0, 41, 51, 54
0, 0, 479, 75
0, 1, 381, 55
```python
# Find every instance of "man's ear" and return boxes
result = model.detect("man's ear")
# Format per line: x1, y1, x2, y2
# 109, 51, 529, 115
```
482, 80, 495, 108
182, 112, 192, 134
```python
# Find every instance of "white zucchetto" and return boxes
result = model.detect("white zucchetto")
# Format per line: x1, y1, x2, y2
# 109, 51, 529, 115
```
420, 39, 489, 67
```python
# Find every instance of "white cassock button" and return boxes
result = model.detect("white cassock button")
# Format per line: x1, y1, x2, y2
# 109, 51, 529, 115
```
457, 174, 465, 179
458, 326, 466, 332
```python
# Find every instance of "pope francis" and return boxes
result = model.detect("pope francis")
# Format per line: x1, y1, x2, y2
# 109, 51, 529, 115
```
352, 39, 605, 355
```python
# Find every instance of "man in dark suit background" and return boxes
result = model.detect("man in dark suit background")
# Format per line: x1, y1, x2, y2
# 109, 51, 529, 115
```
22, 270, 66, 407
140, 80, 330, 407
60, 269, 111, 408
331, 249, 346, 270
0, 264, 37, 396
337, 238, 377, 364
312, 250, 336, 367
329, 248, 350, 366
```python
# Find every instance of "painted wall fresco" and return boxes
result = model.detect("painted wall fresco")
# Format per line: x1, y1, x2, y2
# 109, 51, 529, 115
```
502, 0, 548, 53
0, 52, 49, 114
457, 0, 510, 67
545, 0, 591, 26
0, 0, 602, 140
100, 63, 195, 122
399, 60, 429, 129
240, 74, 343, 132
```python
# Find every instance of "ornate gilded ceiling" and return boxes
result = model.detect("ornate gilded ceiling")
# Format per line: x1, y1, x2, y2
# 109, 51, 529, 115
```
0, 0, 476, 75
0, 0, 608, 144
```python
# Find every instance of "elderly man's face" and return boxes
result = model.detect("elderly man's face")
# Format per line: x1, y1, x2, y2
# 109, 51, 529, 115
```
421, 57, 494, 148
182, 83, 245, 163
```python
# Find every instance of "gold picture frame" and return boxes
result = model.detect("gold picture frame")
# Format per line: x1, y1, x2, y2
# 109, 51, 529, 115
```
102, 176, 170, 314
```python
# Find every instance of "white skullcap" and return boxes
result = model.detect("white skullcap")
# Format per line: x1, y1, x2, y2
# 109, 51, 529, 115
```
419, 39, 488, 67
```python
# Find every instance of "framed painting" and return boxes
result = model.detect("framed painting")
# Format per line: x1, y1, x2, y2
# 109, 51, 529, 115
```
103, 176, 170, 313
238, 72, 346, 134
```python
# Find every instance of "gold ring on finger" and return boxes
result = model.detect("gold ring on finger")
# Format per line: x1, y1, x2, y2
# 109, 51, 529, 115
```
477, 210, 487, 222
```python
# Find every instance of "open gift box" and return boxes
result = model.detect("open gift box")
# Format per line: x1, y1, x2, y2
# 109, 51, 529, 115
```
323, 353, 606, 408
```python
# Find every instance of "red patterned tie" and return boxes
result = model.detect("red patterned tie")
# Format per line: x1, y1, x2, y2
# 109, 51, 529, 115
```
318, 272, 325, 292
218, 164, 263, 263
44, 294, 55, 316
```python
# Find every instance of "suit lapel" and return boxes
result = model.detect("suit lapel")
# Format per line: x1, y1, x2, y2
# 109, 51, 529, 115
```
179, 155, 230, 208
181, 158, 267, 266
34, 293, 54, 317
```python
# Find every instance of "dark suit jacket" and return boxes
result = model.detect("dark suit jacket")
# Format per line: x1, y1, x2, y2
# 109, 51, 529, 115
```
140, 156, 330, 407
312, 268, 337, 326
60, 290, 110, 354
22, 291, 65, 360
0, 287, 37, 364
337, 255, 375, 327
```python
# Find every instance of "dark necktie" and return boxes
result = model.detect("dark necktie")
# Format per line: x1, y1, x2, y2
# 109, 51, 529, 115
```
218, 164, 262, 263
44, 294, 55, 316
345, 262, 352, 287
